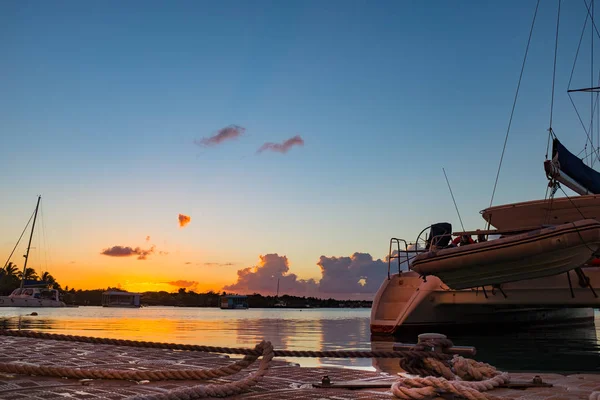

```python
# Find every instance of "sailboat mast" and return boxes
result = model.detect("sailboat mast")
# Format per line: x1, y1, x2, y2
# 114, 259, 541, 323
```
276, 278, 280, 297
20, 196, 41, 289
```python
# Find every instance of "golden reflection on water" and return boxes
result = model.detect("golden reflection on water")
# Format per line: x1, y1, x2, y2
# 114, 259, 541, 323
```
0, 307, 374, 370
0, 307, 598, 373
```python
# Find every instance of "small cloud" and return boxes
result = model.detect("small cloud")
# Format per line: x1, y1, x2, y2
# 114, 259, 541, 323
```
146, 236, 151, 242
160, 251, 170, 255
166, 280, 199, 291
100, 245, 156, 260
178, 214, 191, 228
195, 125, 245, 147
184, 261, 192, 265
257, 135, 304, 154
69, 261, 76, 264
204, 262, 236, 267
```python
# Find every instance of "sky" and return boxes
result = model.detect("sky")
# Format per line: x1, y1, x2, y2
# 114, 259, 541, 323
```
2, 0, 600, 299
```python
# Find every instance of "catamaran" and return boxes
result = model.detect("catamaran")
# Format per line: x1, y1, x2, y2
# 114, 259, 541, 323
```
370, 2, 600, 335
0, 196, 66, 308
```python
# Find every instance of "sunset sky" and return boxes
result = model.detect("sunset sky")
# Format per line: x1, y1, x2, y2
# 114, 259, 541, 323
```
2, 1, 599, 298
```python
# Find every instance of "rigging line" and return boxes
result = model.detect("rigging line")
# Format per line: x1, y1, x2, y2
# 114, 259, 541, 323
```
489, 0, 540, 210
568, 92, 600, 161
584, 0, 600, 42
2, 210, 35, 270
549, 0, 561, 131
442, 168, 465, 232
567, 7, 589, 90
592, 0, 594, 167
40, 200, 49, 276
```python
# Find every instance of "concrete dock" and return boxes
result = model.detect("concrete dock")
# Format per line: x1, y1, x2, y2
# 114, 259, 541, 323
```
0, 334, 598, 399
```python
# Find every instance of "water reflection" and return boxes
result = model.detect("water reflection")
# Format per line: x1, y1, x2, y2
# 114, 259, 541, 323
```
372, 315, 600, 374
0, 307, 598, 373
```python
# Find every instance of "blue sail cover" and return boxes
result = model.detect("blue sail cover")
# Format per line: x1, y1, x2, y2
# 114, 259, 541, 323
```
552, 138, 600, 194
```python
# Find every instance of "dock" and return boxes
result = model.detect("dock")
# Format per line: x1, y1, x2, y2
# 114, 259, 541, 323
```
0, 333, 598, 399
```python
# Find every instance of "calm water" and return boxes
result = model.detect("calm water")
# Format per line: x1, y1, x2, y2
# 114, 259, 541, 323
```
0, 307, 598, 373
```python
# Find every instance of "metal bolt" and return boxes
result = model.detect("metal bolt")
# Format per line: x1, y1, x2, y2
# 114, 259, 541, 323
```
533, 375, 543, 384
322, 375, 331, 385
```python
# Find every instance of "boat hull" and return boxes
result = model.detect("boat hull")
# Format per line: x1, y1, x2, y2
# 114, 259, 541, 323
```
370, 270, 600, 336
0, 297, 66, 307
411, 219, 600, 289
481, 194, 600, 231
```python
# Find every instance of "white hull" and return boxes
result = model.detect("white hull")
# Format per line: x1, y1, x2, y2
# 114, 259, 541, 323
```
370, 269, 600, 335
480, 195, 600, 231
0, 296, 66, 307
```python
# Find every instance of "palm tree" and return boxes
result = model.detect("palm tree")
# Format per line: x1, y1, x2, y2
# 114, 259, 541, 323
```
17, 268, 38, 281
41, 271, 55, 285
3, 262, 18, 277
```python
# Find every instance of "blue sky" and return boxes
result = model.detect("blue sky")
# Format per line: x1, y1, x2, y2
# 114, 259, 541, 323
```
1, 0, 600, 295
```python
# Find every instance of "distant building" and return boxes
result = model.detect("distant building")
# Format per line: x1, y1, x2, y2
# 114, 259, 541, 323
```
101, 290, 141, 308
220, 295, 248, 309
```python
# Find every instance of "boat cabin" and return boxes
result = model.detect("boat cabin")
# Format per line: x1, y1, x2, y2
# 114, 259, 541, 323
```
220, 295, 248, 309
101, 291, 141, 308
8, 287, 61, 302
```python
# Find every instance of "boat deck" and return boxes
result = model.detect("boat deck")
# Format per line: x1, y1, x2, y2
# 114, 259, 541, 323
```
0, 335, 598, 399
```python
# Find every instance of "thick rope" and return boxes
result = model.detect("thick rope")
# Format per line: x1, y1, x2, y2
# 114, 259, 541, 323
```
127, 341, 274, 400
0, 341, 265, 381
392, 339, 510, 400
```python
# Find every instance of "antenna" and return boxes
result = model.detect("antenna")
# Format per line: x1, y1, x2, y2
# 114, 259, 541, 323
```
442, 168, 465, 232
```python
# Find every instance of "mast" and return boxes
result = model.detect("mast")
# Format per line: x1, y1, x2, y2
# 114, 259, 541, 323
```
20, 196, 41, 289
276, 278, 280, 297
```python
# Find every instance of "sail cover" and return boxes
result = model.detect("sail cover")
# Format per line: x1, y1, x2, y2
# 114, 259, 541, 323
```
547, 138, 600, 194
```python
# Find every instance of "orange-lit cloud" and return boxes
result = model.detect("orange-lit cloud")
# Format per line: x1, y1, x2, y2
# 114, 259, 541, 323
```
167, 280, 200, 292
146, 236, 150, 242
195, 125, 245, 147
100, 245, 156, 260
257, 135, 304, 154
204, 262, 235, 267
178, 214, 191, 227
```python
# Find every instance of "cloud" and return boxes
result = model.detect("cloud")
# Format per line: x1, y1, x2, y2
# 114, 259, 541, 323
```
223, 254, 318, 295
166, 280, 200, 292
317, 252, 388, 294
184, 262, 192, 265
178, 214, 191, 228
222, 252, 390, 298
195, 125, 245, 147
204, 262, 236, 267
257, 135, 304, 154
101, 245, 156, 260
146, 236, 151, 242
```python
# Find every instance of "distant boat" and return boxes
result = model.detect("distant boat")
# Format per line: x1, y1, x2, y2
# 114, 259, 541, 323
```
273, 278, 286, 307
101, 290, 141, 308
0, 196, 65, 308
220, 295, 248, 309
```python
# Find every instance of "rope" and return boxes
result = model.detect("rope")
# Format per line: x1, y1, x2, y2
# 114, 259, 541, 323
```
0, 330, 449, 360
0, 331, 513, 400
128, 341, 274, 400
0, 341, 268, 381
393, 339, 510, 400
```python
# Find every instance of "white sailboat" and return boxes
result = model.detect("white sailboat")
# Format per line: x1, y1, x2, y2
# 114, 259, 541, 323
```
370, 2, 600, 335
0, 196, 66, 308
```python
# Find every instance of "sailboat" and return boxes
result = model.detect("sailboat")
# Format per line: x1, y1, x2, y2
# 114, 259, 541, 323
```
370, 2, 600, 335
0, 196, 66, 308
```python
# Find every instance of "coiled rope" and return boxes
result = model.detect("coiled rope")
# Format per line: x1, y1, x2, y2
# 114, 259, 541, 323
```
392, 338, 510, 400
